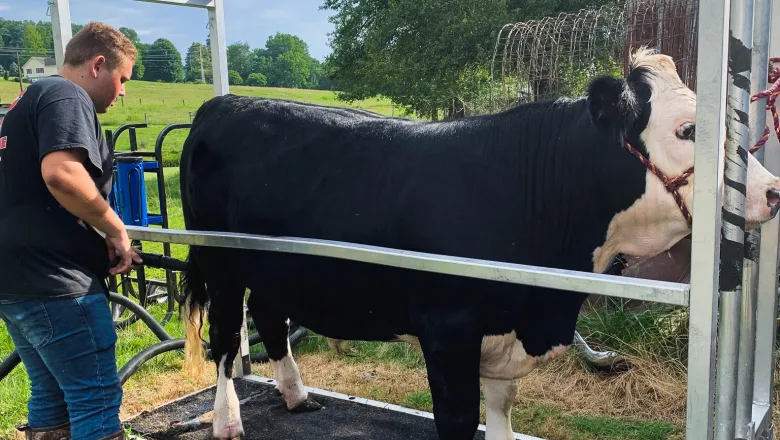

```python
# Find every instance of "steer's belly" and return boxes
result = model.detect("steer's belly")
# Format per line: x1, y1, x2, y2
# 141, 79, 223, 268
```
478, 332, 568, 380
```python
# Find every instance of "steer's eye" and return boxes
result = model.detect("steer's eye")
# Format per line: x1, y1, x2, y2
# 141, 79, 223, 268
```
676, 122, 695, 141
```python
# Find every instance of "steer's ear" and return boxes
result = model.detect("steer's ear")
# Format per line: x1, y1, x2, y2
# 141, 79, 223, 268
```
587, 76, 630, 127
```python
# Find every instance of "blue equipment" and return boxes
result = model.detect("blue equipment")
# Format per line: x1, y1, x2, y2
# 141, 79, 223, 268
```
106, 123, 191, 328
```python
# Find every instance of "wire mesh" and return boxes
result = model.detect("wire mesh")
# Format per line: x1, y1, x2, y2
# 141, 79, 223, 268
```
482, 0, 699, 112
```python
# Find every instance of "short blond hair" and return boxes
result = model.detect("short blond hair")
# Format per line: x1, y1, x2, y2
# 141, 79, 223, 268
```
64, 21, 137, 69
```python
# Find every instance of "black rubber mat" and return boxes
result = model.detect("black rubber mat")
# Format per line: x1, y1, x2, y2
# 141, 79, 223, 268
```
127, 377, 489, 439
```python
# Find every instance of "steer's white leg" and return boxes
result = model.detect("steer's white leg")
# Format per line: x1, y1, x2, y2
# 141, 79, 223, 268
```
483, 378, 517, 440
271, 339, 318, 411
213, 354, 244, 439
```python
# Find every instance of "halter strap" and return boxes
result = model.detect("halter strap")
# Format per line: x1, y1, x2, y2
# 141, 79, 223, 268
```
622, 141, 694, 224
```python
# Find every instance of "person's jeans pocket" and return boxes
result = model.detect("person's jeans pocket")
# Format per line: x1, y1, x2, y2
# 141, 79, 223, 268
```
0, 299, 53, 348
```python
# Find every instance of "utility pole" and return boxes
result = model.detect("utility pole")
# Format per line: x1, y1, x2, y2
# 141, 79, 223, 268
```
16, 51, 22, 92
199, 44, 206, 84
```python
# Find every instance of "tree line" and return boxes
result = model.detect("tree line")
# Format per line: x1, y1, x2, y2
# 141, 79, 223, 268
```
0, 18, 332, 90
1, 0, 621, 118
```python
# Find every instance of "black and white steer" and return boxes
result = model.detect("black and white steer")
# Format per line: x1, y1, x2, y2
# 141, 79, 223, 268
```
177, 48, 780, 440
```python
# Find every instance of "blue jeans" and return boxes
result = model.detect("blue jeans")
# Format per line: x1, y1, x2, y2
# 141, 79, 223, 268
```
0, 293, 123, 439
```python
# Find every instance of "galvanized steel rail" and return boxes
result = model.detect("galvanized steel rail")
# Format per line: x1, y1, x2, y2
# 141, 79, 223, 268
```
125, 226, 690, 306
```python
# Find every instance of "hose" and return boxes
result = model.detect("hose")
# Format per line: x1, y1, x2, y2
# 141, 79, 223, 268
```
0, 350, 21, 382
118, 339, 186, 385
117, 326, 306, 385
108, 292, 172, 342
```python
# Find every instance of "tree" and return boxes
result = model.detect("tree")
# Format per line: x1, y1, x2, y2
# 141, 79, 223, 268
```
269, 50, 311, 88
132, 44, 146, 80
142, 38, 183, 82
321, 0, 617, 118
21, 24, 47, 66
9, 62, 19, 77
184, 42, 212, 83
228, 70, 243, 85
120, 27, 140, 45
254, 33, 314, 89
245, 72, 267, 87
36, 22, 53, 51
227, 42, 253, 80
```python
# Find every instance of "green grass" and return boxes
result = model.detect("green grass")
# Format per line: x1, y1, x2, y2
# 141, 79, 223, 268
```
0, 78, 400, 168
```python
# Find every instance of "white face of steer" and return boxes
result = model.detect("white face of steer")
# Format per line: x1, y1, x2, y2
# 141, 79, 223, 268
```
592, 48, 780, 274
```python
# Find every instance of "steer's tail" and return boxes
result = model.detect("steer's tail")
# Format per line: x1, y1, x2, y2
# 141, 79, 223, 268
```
180, 247, 209, 377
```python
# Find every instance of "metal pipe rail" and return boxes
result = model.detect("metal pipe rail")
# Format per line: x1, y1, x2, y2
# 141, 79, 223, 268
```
125, 226, 690, 306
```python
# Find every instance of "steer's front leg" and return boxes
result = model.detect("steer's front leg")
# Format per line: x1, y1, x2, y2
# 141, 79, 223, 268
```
482, 378, 518, 440
419, 329, 483, 440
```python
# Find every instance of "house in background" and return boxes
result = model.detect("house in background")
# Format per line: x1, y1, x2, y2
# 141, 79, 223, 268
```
21, 57, 57, 82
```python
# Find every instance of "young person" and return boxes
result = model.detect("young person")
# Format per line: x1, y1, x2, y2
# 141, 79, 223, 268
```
0, 21, 142, 440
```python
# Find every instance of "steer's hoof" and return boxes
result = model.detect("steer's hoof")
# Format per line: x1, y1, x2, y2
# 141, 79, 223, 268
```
212, 423, 244, 439
289, 397, 323, 413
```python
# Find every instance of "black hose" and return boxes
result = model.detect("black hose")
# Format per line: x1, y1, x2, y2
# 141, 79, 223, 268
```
0, 350, 21, 382
110, 252, 187, 272
118, 339, 185, 385
117, 326, 305, 384
108, 292, 171, 342
249, 326, 308, 363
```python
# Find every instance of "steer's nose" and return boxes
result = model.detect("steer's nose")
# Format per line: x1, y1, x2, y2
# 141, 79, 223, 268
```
767, 189, 780, 217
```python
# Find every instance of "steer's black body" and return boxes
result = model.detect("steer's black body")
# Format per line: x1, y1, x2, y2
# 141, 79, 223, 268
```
179, 75, 651, 439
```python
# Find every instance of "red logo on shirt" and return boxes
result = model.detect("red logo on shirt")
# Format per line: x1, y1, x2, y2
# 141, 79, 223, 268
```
0, 136, 6, 150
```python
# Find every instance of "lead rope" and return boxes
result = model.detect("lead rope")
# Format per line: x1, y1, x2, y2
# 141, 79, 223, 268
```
622, 57, 780, 225
749, 57, 780, 153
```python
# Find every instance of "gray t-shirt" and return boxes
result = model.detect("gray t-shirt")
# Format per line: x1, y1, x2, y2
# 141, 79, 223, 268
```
0, 75, 113, 299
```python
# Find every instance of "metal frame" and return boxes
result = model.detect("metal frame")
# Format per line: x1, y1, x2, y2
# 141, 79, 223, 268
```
49, 0, 229, 96
44, 0, 779, 438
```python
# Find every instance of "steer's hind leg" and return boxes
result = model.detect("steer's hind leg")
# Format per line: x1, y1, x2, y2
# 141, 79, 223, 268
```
419, 327, 483, 440
247, 293, 322, 412
482, 378, 518, 440
208, 284, 247, 439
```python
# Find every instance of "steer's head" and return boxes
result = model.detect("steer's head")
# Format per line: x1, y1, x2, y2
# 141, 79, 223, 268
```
588, 47, 780, 273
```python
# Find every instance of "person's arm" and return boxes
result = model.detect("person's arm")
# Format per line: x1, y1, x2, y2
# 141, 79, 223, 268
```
41, 148, 123, 238
41, 149, 141, 274
37, 94, 141, 274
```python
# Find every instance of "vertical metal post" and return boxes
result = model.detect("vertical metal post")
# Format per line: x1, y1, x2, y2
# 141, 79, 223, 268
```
50, 0, 72, 71
686, 0, 731, 438
715, 0, 755, 438
736, 0, 774, 437
753, 1, 779, 437
208, 0, 229, 96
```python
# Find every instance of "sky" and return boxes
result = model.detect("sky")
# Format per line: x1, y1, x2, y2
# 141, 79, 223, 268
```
0, 0, 336, 61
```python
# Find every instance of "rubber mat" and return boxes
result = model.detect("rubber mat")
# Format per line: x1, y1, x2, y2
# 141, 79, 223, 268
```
126, 376, 491, 440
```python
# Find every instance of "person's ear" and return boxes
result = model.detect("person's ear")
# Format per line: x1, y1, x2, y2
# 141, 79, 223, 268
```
91, 55, 107, 78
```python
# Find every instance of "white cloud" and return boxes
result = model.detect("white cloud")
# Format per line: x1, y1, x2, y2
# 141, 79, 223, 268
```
0, 4, 10, 12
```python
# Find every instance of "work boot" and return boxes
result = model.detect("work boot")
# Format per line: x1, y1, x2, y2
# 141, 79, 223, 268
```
15, 422, 70, 440
98, 430, 127, 440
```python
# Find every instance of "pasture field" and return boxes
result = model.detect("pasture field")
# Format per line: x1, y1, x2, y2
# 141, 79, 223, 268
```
0, 78, 398, 167
0, 78, 777, 440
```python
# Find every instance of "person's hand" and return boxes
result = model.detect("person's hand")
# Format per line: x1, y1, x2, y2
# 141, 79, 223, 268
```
106, 230, 142, 275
